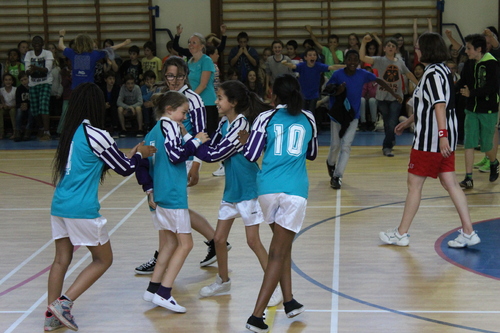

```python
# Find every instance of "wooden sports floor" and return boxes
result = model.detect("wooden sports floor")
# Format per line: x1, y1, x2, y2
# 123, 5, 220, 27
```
2, 144, 500, 333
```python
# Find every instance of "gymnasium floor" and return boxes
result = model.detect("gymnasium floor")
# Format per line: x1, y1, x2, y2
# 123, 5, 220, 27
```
2, 130, 500, 333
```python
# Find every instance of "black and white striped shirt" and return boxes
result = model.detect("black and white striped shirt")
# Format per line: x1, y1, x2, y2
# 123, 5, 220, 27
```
412, 63, 457, 153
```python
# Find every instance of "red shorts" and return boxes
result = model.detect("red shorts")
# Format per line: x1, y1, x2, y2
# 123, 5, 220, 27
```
408, 149, 455, 179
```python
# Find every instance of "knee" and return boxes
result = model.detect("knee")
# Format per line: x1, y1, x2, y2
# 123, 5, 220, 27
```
180, 238, 194, 253
94, 252, 113, 269
213, 233, 227, 247
53, 253, 73, 268
246, 236, 262, 251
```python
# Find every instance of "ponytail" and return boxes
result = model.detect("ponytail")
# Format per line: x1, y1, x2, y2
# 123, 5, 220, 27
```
219, 80, 271, 124
272, 74, 303, 116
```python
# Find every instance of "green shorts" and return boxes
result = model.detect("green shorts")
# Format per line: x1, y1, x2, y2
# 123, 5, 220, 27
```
464, 109, 498, 152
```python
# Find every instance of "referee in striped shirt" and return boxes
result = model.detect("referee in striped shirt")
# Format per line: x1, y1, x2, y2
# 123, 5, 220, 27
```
379, 32, 480, 249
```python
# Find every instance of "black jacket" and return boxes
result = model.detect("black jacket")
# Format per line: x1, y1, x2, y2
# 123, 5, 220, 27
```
457, 53, 499, 113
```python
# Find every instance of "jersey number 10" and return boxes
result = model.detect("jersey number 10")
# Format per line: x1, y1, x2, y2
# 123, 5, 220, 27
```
273, 124, 306, 157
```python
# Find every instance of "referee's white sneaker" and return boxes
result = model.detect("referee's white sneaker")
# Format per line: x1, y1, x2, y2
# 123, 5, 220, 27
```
379, 227, 409, 246
448, 229, 480, 248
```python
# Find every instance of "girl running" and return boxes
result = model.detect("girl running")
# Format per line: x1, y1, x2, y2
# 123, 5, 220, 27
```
139, 91, 209, 313
195, 80, 282, 306
241, 74, 318, 332
46, 83, 156, 331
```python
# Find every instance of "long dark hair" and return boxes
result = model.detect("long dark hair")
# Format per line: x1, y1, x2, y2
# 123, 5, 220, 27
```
219, 80, 271, 124
272, 74, 303, 116
52, 83, 107, 185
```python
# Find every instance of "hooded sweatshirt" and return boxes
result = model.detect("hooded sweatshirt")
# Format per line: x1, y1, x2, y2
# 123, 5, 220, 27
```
458, 52, 499, 113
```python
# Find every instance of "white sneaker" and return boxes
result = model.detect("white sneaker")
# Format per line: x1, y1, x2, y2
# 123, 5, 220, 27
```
152, 294, 186, 313
200, 274, 231, 297
267, 285, 283, 307
379, 228, 410, 246
143, 290, 154, 302
212, 164, 225, 177
448, 229, 481, 248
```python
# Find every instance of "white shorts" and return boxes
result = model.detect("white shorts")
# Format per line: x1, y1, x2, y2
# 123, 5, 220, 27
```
155, 206, 191, 233
218, 199, 264, 227
51, 215, 110, 246
258, 193, 307, 233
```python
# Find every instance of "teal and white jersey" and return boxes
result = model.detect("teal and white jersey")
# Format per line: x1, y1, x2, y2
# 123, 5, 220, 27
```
51, 120, 142, 218
141, 117, 200, 209
243, 105, 318, 199
196, 114, 259, 203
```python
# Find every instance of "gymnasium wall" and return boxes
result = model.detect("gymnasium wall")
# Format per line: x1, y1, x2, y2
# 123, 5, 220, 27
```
154, 0, 498, 59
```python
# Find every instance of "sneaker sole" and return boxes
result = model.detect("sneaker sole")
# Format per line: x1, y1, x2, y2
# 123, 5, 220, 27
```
200, 256, 217, 267
286, 305, 305, 318
199, 288, 231, 298
47, 305, 78, 331
152, 296, 186, 313
135, 269, 154, 275
448, 239, 481, 248
200, 245, 232, 267
245, 323, 269, 333
379, 233, 409, 246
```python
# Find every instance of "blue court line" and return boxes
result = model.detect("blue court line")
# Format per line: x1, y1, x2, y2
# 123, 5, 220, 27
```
292, 193, 500, 333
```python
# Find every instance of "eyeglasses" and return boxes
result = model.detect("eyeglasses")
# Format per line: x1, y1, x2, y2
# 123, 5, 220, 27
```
165, 74, 186, 81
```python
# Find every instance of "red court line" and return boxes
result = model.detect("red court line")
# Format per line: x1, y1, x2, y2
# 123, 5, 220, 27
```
0, 170, 80, 297
0, 170, 55, 187
0, 246, 81, 297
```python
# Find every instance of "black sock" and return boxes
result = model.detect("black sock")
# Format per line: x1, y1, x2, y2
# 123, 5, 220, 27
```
147, 281, 161, 294
60, 295, 70, 301
154, 250, 159, 259
156, 285, 172, 299
493, 159, 499, 166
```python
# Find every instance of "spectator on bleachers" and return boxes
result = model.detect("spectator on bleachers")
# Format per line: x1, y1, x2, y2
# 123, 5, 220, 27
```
18, 41, 29, 63
0, 73, 17, 139
305, 25, 343, 79
14, 71, 31, 141
119, 45, 143, 85
117, 74, 144, 138
25, 35, 53, 141
141, 41, 162, 84
228, 31, 260, 83
6, 48, 25, 87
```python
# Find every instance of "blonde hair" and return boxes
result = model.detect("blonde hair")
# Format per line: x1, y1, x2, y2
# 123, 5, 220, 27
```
74, 34, 94, 54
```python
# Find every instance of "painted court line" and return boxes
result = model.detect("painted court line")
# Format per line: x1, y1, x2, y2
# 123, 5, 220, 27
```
0, 175, 134, 289
4, 195, 147, 333
303, 309, 500, 314
330, 191, 342, 333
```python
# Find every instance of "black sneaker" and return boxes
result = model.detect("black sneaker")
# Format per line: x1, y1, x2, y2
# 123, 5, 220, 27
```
490, 160, 499, 182
326, 161, 335, 178
246, 315, 268, 333
284, 298, 305, 318
119, 130, 127, 138
459, 177, 474, 189
200, 240, 232, 267
330, 176, 342, 189
136, 130, 145, 138
134, 251, 158, 274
